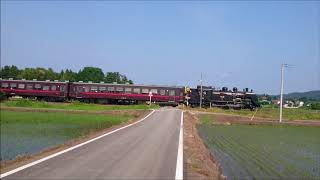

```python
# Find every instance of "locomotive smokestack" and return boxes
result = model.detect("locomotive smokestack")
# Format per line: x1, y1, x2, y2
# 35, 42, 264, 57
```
222, 87, 228, 92
233, 87, 238, 92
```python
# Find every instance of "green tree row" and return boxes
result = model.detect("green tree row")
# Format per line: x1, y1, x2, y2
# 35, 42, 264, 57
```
0, 65, 133, 84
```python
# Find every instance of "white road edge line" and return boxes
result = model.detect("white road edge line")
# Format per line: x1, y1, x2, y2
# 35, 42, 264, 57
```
0, 109, 156, 178
175, 111, 184, 180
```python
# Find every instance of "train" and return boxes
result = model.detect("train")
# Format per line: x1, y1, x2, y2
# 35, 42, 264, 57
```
0, 78, 260, 109
186, 86, 260, 109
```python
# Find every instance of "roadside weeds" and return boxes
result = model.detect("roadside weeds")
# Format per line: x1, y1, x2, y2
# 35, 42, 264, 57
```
184, 111, 225, 180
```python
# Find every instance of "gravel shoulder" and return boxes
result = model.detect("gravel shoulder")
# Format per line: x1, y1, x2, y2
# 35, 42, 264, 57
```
184, 111, 225, 180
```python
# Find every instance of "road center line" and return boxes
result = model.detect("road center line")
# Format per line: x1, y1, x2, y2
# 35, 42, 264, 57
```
175, 111, 184, 180
0, 109, 156, 178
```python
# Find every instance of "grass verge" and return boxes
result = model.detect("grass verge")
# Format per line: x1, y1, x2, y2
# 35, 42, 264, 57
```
191, 107, 320, 120
1, 99, 159, 111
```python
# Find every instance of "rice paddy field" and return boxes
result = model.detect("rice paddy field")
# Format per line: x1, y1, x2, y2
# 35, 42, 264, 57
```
198, 119, 320, 179
0, 110, 133, 161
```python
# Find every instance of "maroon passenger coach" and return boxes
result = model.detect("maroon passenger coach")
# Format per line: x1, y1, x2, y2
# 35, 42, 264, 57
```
0, 79, 68, 101
0, 79, 185, 106
69, 82, 184, 106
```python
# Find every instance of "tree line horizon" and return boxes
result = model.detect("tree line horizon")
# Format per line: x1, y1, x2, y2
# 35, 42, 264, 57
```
0, 65, 134, 84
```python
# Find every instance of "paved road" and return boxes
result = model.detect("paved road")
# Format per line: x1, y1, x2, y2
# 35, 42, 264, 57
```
4, 108, 182, 180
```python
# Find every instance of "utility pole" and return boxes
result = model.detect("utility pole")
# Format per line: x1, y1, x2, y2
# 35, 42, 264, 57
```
200, 73, 203, 109
279, 64, 287, 123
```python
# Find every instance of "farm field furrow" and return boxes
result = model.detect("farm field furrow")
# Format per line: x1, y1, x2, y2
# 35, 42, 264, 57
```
198, 122, 320, 179
218, 135, 277, 178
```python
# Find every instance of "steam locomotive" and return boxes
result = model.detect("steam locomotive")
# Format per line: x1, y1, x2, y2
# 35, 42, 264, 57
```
0, 79, 260, 109
186, 86, 260, 109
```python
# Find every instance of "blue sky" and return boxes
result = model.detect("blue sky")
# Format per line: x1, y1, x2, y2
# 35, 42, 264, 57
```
1, 1, 319, 94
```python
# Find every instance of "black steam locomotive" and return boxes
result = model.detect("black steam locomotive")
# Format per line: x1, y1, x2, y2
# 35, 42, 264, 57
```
185, 86, 260, 109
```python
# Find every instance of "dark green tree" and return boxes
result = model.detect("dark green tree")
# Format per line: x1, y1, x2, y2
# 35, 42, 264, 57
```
298, 97, 308, 102
76, 67, 104, 83
18, 68, 38, 80
310, 102, 320, 110
46, 68, 59, 80
35, 67, 48, 80
0, 65, 20, 79
1, 65, 133, 84
61, 69, 77, 81
59, 70, 65, 80
104, 72, 133, 84
105, 72, 120, 83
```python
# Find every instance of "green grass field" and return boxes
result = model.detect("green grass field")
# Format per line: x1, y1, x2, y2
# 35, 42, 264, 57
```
1, 99, 159, 111
193, 106, 320, 120
0, 110, 133, 161
198, 117, 320, 179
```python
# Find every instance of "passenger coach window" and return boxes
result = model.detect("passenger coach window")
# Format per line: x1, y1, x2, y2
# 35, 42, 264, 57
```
151, 89, 158, 94
125, 88, 132, 94
10, 83, 17, 89
116, 87, 123, 92
133, 88, 140, 94
169, 90, 175, 96
60, 85, 65, 92
18, 84, 25, 89
107, 87, 114, 92
84, 86, 90, 92
43, 86, 49, 91
77, 86, 83, 92
160, 89, 166, 96
1, 83, 9, 88
26, 84, 33, 90
90, 86, 98, 92
35, 84, 41, 89
51, 85, 57, 91
99, 87, 106, 92
142, 88, 149, 94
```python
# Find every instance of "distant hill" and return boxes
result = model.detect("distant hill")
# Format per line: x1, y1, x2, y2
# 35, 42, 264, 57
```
283, 90, 320, 101
259, 90, 320, 101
